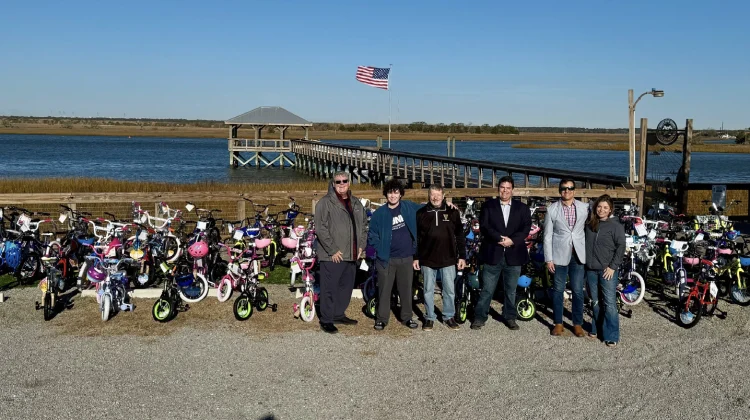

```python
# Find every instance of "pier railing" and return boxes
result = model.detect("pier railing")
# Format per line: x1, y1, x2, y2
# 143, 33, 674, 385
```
291, 140, 630, 190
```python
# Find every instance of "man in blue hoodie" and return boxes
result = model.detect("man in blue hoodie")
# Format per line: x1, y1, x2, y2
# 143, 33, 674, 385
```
367, 178, 421, 330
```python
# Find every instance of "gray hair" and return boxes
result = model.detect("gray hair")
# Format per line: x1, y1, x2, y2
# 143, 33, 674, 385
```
428, 184, 444, 194
333, 171, 349, 180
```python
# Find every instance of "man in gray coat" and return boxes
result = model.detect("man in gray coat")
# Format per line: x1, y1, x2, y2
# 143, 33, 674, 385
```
543, 179, 590, 337
315, 172, 367, 334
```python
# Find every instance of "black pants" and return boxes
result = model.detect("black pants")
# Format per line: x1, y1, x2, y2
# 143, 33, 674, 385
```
376, 256, 414, 324
319, 261, 356, 324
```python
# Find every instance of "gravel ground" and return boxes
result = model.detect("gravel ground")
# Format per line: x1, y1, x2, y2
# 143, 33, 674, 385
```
1, 285, 749, 420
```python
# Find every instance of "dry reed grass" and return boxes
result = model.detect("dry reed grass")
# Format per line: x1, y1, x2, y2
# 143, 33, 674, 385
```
513, 142, 750, 153
0, 178, 376, 194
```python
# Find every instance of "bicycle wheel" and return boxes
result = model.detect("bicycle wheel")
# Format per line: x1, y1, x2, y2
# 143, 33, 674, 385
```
456, 298, 468, 324
516, 296, 536, 321
730, 273, 750, 306
43, 291, 53, 321
366, 296, 377, 319
216, 276, 233, 303
101, 294, 112, 322
178, 272, 209, 303
362, 278, 376, 301
675, 295, 702, 328
300, 295, 316, 322
255, 287, 269, 311
619, 271, 645, 306
15, 253, 41, 284
233, 294, 253, 321
163, 235, 181, 263
152, 297, 174, 322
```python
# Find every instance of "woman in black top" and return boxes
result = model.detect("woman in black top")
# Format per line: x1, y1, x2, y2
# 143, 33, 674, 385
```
584, 195, 626, 347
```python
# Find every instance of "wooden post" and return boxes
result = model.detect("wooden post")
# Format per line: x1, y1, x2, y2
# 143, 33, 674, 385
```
478, 167, 483, 188
463, 165, 468, 188
452, 136, 456, 157
447, 136, 451, 156
420, 159, 425, 185
440, 161, 445, 187
636, 117, 648, 214
679, 119, 692, 214
237, 200, 245, 221
492, 171, 497, 189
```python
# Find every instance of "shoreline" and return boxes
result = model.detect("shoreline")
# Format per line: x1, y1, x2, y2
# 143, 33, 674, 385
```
0, 123, 626, 142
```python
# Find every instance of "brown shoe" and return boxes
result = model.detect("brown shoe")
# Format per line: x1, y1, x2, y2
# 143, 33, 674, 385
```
573, 325, 585, 337
551, 324, 565, 336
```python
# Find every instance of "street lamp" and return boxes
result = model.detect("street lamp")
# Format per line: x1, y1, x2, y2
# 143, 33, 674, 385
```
629, 88, 664, 183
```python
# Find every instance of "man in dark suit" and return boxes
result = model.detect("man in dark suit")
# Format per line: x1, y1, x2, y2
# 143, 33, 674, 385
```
471, 176, 532, 330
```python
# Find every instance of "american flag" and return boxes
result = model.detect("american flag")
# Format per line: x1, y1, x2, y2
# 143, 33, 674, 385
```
356, 66, 390, 90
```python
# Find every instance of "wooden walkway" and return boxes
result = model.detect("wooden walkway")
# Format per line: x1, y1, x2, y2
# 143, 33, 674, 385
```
290, 140, 635, 198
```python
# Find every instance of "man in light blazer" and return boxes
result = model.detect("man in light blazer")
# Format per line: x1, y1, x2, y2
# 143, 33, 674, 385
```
543, 179, 590, 337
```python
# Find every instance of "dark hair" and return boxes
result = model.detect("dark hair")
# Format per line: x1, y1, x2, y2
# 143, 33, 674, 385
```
498, 176, 514, 189
587, 194, 614, 232
382, 178, 405, 197
559, 179, 576, 189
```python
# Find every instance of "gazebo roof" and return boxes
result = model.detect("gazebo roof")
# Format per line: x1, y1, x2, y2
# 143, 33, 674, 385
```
225, 106, 312, 126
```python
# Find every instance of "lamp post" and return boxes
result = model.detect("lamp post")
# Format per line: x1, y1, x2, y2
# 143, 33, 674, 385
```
628, 88, 664, 183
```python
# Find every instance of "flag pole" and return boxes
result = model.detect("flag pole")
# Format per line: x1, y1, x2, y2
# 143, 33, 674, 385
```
388, 64, 392, 149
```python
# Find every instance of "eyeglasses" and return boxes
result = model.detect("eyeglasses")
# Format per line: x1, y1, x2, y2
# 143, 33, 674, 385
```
559, 186, 576, 192
334, 179, 349, 185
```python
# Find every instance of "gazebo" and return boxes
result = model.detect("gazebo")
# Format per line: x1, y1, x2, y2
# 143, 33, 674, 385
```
225, 106, 313, 167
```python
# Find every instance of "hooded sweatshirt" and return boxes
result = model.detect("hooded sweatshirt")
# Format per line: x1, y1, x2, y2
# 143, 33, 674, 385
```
416, 200, 466, 267
584, 217, 626, 271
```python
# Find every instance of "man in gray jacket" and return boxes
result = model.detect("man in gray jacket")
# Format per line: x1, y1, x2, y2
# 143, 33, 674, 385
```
315, 172, 367, 334
543, 179, 590, 337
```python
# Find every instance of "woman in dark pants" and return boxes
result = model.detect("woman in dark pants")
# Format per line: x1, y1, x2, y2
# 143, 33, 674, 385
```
585, 194, 626, 347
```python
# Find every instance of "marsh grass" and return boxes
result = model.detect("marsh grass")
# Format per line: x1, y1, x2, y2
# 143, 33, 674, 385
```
512, 142, 750, 153
0, 178, 376, 194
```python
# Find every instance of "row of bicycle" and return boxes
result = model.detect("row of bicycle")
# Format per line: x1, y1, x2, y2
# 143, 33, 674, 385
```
0, 198, 322, 322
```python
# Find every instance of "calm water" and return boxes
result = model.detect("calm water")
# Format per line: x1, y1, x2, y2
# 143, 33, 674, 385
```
0, 134, 747, 184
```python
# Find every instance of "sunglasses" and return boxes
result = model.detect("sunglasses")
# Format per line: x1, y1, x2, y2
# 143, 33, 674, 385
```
334, 179, 349, 185
559, 186, 576, 192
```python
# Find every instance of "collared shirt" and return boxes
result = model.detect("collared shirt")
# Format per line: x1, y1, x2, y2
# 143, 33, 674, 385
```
500, 201, 511, 226
561, 200, 576, 229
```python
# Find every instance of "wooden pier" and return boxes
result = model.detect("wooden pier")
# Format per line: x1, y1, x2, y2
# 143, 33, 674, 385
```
289, 140, 635, 198
223, 106, 637, 200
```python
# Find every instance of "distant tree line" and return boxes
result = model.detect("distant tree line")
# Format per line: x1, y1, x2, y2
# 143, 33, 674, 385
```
2, 116, 748, 138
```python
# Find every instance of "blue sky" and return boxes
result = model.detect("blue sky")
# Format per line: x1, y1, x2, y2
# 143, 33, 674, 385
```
1, 0, 748, 128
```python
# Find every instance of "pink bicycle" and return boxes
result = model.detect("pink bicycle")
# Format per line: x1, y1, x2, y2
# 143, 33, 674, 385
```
292, 256, 319, 322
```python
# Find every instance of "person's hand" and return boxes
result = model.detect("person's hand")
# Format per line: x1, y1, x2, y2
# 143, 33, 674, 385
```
603, 267, 615, 280
546, 261, 556, 273
499, 236, 513, 247
457, 259, 466, 270
413, 259, 421, 270
447, 202, 458, 210
357, 248, 364, 259
332, 250, 343, 263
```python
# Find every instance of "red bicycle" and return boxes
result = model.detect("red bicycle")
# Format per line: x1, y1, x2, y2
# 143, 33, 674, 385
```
675, 261, 725, 328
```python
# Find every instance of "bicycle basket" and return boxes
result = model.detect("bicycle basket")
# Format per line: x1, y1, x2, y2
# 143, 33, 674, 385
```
739, 255, 750, 267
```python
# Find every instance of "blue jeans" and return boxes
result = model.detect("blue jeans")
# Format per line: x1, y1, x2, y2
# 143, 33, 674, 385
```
552, 258, 585, 326
422, 265, 457, 321
474, 258, 522, 323
586, 269, 620, 342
